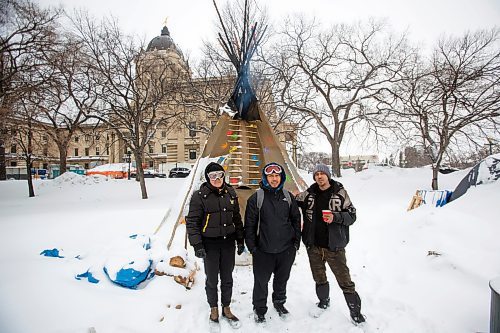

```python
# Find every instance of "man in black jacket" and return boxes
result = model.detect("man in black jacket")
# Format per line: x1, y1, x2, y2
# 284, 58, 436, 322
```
296, 163, 365, 324
186, 162, 245, 329
245, 162, 301, 323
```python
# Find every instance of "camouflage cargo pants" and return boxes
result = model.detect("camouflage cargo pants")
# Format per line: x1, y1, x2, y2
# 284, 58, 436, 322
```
306, 246, 355, 294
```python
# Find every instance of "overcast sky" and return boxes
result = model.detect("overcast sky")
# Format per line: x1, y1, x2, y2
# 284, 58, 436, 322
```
35, 0, 500, 156
37, 0, 500, 58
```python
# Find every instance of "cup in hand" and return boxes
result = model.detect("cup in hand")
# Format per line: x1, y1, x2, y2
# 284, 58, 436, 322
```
322, 210, 333, 222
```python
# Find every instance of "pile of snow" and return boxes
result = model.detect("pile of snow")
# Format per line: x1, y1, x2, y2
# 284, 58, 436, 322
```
51, 171, 108, 186
477, 153, 500, 184
88, 163, 136, 172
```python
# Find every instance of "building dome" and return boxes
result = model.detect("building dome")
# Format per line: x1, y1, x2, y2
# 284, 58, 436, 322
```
146, 26, 183, 55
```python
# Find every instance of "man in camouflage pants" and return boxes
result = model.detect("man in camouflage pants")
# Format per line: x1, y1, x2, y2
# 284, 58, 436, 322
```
296, 163, 365, 324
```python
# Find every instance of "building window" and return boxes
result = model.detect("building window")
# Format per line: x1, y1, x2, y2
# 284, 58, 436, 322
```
189, 122, 196, 137
74, 136, 79, 143
161, 131, 167, 138
42, 135, 48, 143
95, 135, 100, 141
149, 144, 154, 154
74, 148, 79, 156
43, 147, 48, 156
161, 144, 167, 154
85, 147, 90, 156
106, 147, 109, 155
85, 135, 90, 142
149, 160, 154, 168
96, 147, 100, 155
10, 145, 16, 154
10, 161, 17, 167
189, 149, 197, 160
84, 163, 89, 169
43, 163, 48, 169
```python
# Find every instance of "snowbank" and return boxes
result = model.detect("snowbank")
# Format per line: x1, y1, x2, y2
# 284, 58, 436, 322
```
51, 171, 108, 186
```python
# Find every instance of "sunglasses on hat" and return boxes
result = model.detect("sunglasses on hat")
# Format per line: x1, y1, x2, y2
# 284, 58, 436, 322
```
264, 164, 282, 175
208, 171, 225, 180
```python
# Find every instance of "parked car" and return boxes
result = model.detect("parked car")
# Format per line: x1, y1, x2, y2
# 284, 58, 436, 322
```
130, 170, 155, 179
168, 167, 191, 178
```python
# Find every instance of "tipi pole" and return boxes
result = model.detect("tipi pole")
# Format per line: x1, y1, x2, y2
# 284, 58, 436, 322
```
166, 157, 202, 250
153, 208, 171, 235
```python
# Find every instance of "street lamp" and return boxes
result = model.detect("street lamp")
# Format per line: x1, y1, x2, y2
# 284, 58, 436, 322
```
127, 151, 131, 180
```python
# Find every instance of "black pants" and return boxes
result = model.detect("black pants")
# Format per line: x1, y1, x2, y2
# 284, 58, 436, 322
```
252, 246, 296, 315
204, 244, 235, 308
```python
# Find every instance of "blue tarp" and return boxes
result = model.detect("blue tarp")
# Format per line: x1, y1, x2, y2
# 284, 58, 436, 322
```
75, 271, 100, 284
103, 260, 152, 289
40, 249, 64, 258
418, 190, 453, 207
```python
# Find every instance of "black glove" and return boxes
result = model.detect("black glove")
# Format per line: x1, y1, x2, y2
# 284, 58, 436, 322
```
195, 248, 207, 259
237, 244, 245, 255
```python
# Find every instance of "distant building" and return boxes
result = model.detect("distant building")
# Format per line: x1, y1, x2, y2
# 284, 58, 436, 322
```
340, 155, 379, 171
3, 25, 295, 176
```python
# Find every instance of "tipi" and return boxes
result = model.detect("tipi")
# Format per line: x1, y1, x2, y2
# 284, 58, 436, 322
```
163, 0, 307, 250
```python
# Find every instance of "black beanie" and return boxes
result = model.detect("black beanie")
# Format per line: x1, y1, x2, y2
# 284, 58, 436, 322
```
204, 162, 224, 183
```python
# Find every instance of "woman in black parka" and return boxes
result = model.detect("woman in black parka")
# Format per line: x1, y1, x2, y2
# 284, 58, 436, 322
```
186, 162, 244, 328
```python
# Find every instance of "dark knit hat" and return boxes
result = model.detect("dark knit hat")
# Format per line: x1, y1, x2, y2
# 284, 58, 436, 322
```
313, 163, 331, 180
204, 162, 225, 183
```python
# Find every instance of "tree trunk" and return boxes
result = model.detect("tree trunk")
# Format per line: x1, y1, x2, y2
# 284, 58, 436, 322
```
135, 152, 148, 199
331, 144, 341, 177
59, 146, 68, 174
0, 142, 5, 180
26, 158, 35, 197
431, 166, 439, 190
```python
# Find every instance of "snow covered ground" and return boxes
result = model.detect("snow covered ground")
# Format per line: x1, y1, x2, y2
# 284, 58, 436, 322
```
1, 165, 499, 333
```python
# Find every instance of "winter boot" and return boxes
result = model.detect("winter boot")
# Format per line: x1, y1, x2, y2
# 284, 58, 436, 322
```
309, 283, 330, 318
209, 307, 219, 323
222, 306, 241, 329
344, 292, 365, 324
209, 307, 220, 333
316, 282, 330, 309
254, 310, 266, 324
318, 297, 330, 309
273, 302, 290, 318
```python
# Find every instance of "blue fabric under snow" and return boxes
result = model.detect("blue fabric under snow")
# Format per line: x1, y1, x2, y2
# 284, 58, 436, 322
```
40, 249, 64, 258
75, 271, 100, 284
103, 260, 152, 289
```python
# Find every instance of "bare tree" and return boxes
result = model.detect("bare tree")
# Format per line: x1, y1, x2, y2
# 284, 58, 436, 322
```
32, 33, 92, 175
395, 28, 500, 189
9, 94, 48, 196
265, 17, 411, 177
0, 0, 60, 180
71, 12, 183, 199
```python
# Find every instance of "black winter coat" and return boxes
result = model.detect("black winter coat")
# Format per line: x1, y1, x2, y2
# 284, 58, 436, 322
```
186, 182, 244, 249
245, 187, 301, 254
296, 180, 357, 250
